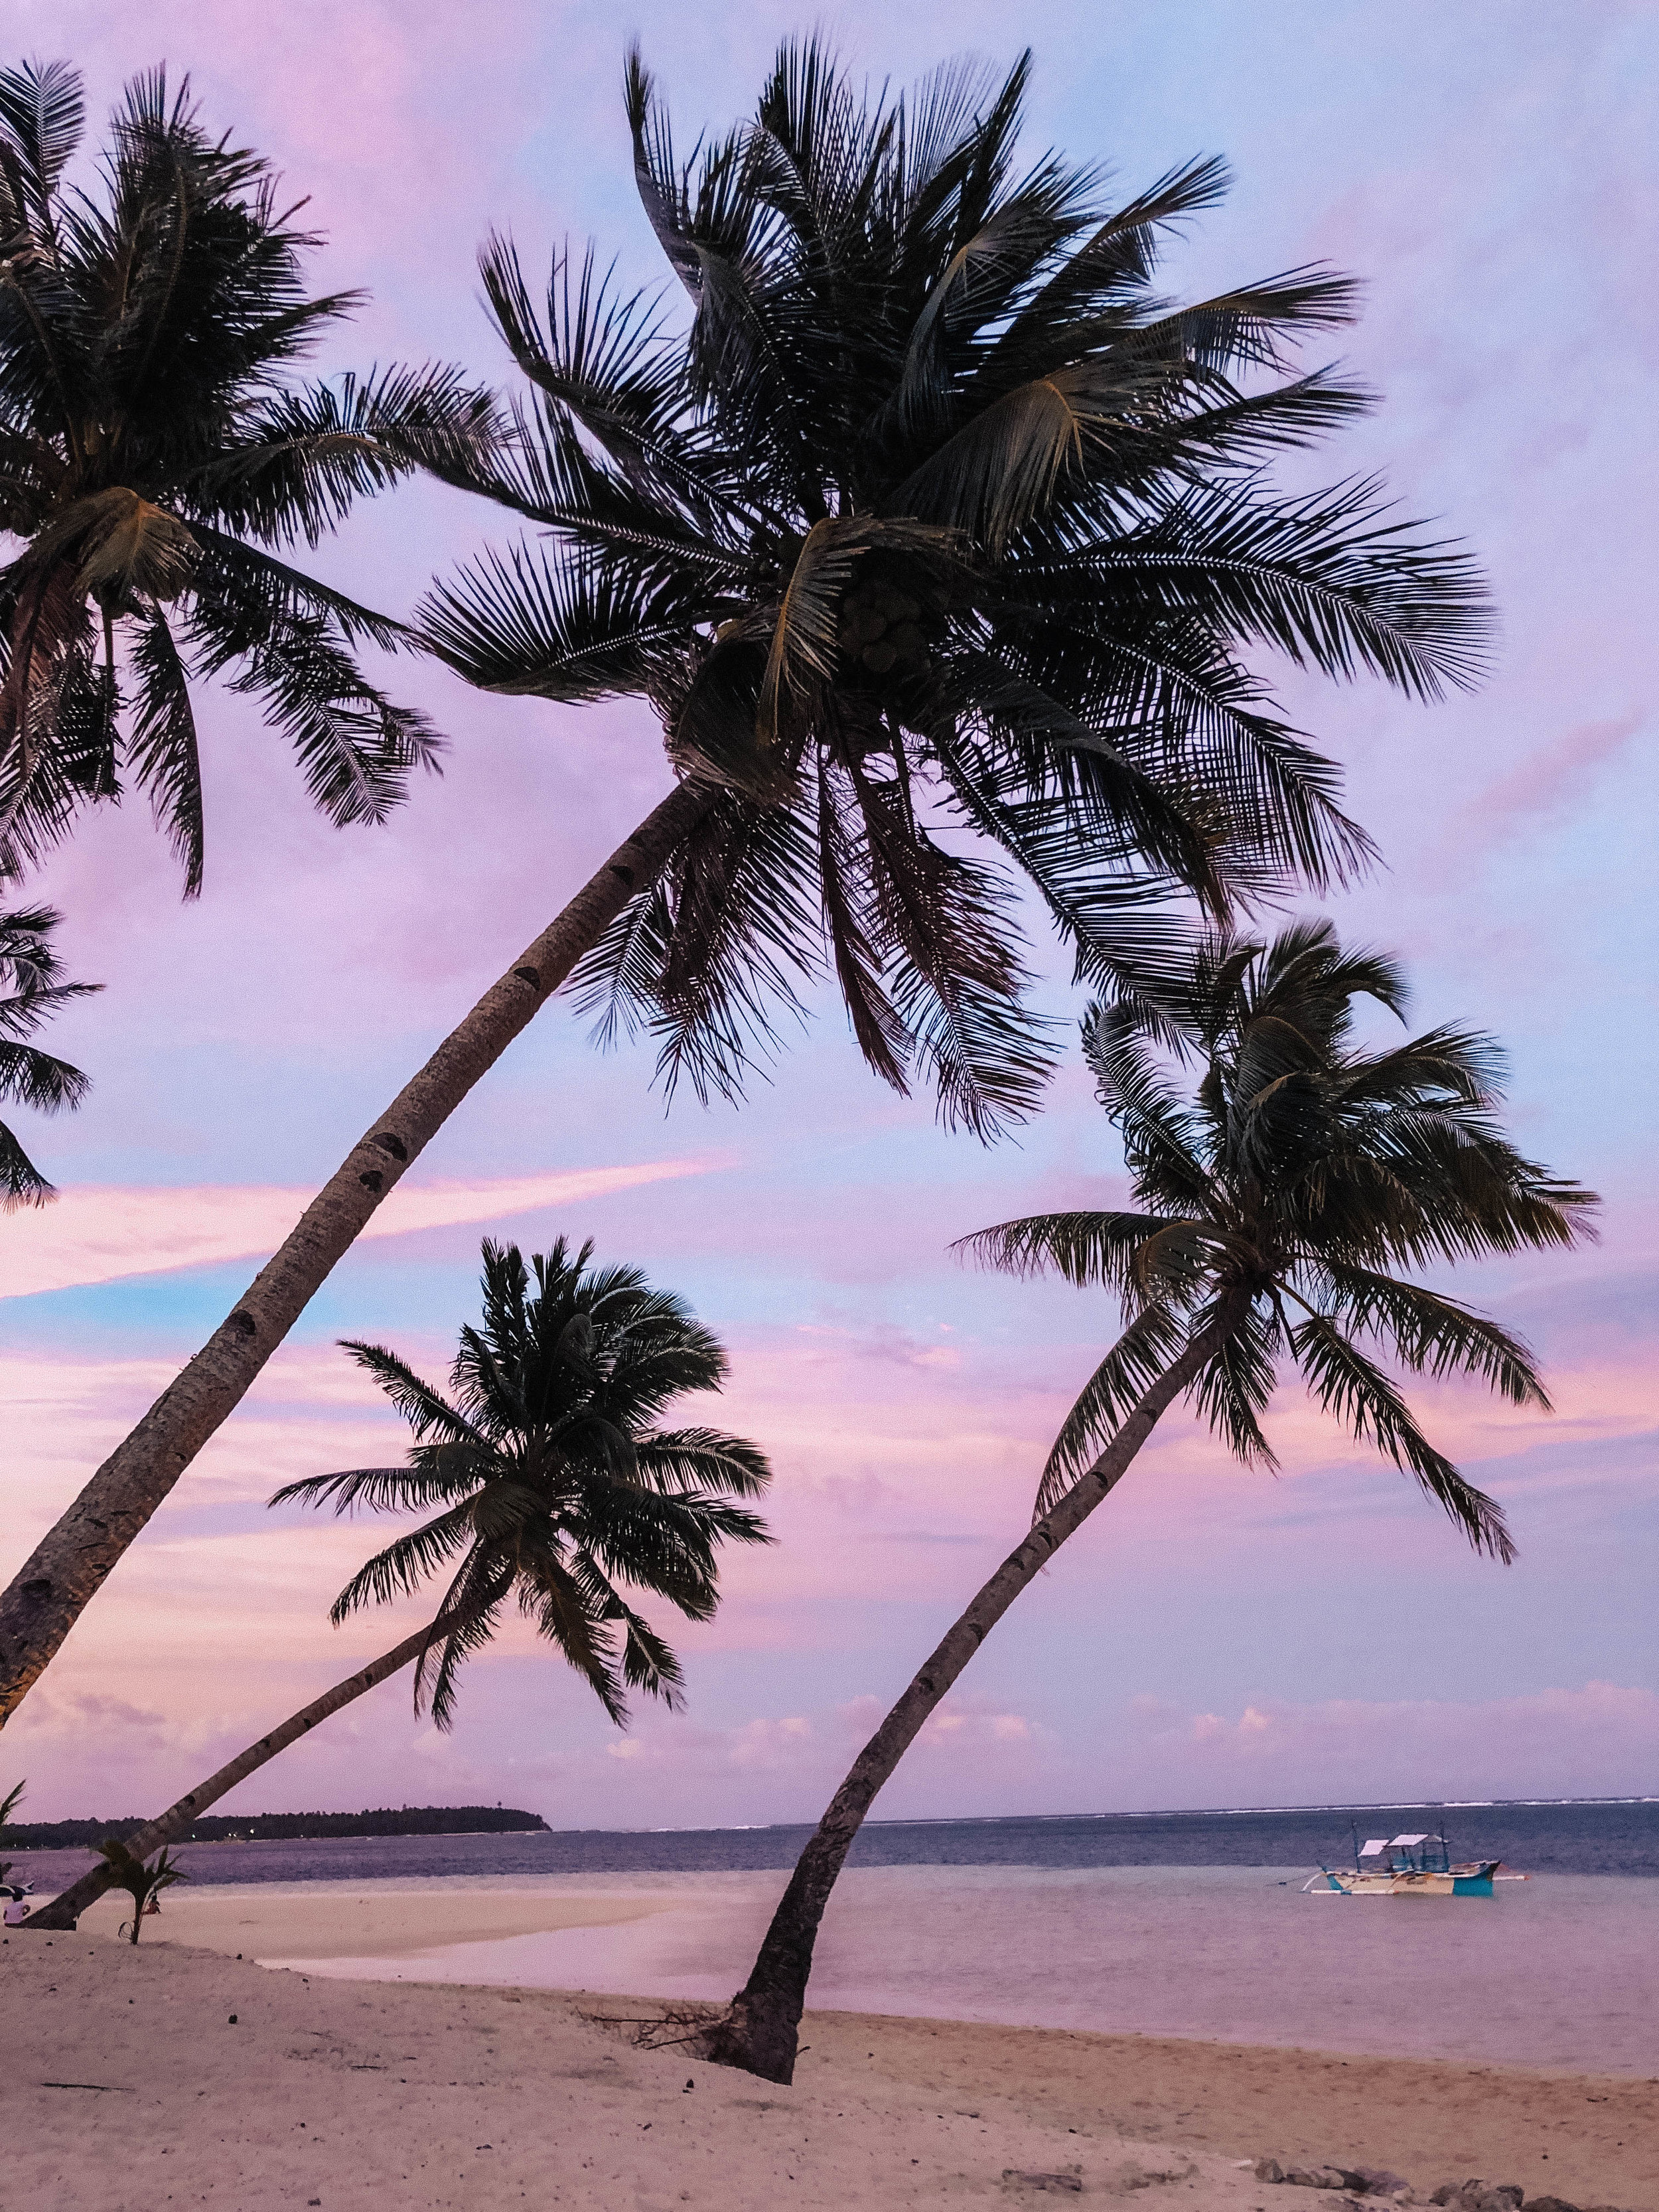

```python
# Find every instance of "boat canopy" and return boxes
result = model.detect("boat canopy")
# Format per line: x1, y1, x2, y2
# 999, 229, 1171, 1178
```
1390, 1832, 1431, 1847
1359, 1838, 1391, 1855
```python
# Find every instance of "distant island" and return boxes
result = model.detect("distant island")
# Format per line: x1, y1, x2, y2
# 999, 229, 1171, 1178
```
1, 1805, 549, 1850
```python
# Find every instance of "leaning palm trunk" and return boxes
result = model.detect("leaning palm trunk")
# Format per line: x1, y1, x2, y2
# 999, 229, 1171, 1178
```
698, 1322, 1223, 2085
26, 1603, 478, 1931
0, 782, 711, 1731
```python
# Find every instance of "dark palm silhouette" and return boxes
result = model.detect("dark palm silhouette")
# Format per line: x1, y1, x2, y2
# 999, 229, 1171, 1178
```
33, 1236, 770, 1931
701, 920, 1595, 2080
0, 42, 1488, 1732
425, 44, 1487, 1127
0, 903, 98, 1205
0, 57, 494, 891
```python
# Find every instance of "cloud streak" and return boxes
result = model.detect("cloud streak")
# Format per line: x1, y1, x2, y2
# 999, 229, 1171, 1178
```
1, 1159, 718, 1300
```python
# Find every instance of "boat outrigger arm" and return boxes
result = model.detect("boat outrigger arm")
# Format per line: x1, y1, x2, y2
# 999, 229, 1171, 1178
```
1305, 1831, 1504, 1897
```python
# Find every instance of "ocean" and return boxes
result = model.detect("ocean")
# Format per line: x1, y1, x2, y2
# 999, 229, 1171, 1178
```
8, 1795, 1654, 1890
261, 1862, 1659, 2075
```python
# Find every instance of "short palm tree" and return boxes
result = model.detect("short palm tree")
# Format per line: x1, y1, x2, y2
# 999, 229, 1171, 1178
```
701, 919, 1596, 2081
0, 902, 98, 1204
0, 1775, 23, 1890
0, 57, 494, 890
97, 1836, 186, 1942
0, 41, 1489, 1731
31, 1236, 771, 1931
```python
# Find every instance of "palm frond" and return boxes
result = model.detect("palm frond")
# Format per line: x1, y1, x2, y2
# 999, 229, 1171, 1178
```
325, 1501, 483, 1621
0, 1035, 89, 1113
568, 786, 821, 1107
0, 58, 83, 243
954, 1207, 1194, 1291
1190, 1295, 1280, 1466
1313, 1264, 1549, 1408
186, 526, 411, 654
628, 1428, 774, 1499
334, 1340, 490, 1449
1080, 999, 1216, 1209
1035, 1299, 1189, 1513
1048, 477, 1492, 701
187, 585, 443, 826
419, 542, 699, 700
194, 364, 501, 547
0, 1114, 52, 1207
1289, 1310, 1514, 1559
125, 605, 203, 894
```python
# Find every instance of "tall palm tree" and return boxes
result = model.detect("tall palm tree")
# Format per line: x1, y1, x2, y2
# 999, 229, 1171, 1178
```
700, 919, 1596, 2081
0, 901, 97, 1203
0, 41, 1490, 1731
29, 1234, 770, 1931
0, 57, 495, 889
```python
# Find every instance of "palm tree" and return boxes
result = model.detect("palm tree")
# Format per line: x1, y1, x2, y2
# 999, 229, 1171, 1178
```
0, 40, 1490, 1730
29, 1235, 771, 1931
97, 1837, 185, 1941
0, 56, 495, 887
0, 902, 97, 1203
700, 919, 1596, 2081
0, 1775, 23, 1890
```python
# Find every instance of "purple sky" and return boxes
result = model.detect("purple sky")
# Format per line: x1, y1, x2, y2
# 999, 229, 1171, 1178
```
4, 1, 1655, 1828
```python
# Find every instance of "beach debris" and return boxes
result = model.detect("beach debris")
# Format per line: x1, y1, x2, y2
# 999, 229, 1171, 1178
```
1255, 2168, 1409, 2201
1255, 2175, 1621, 2212
582, 2002, 719, 2053
1001, 2173, 1083, 2194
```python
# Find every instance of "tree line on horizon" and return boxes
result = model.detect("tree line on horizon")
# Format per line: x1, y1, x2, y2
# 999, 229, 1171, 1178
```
0, 44, 1594, 2073
1, 1804, 549, 1849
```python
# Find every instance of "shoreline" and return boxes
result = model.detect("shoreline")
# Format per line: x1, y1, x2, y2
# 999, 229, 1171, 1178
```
3, 1927, 1653, 2211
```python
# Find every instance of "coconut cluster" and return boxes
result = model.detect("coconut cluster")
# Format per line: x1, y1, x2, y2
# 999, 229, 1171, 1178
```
837, 566, 948, 687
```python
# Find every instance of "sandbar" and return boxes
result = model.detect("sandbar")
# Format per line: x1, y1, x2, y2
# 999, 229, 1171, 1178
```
66, 1876, 670, 1959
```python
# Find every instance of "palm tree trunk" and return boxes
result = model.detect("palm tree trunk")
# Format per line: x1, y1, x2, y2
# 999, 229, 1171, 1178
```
25, 1605, 472, 1931
697, 1321, 1224, 2085
0, 779, 711, 1731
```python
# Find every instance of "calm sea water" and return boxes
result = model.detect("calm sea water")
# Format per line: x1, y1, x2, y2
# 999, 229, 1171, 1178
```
9, 1796, 1654, 1891
274, 1865, 1659, 2075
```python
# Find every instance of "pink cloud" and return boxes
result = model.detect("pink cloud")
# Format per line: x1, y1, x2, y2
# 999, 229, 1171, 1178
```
1128, 1682, 1659, 1805
1, 1157, 717, 1299
1456, 713, 1645, 840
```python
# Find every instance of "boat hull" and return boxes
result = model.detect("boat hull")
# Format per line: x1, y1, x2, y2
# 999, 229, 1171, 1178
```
1317, 1863, 1498, 1897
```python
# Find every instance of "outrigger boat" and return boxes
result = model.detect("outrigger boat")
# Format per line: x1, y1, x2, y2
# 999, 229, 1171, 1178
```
1305, 1828, 1504, 1897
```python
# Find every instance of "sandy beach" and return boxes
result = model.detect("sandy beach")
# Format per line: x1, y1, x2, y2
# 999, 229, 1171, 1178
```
5, 1887, 1654, 2211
